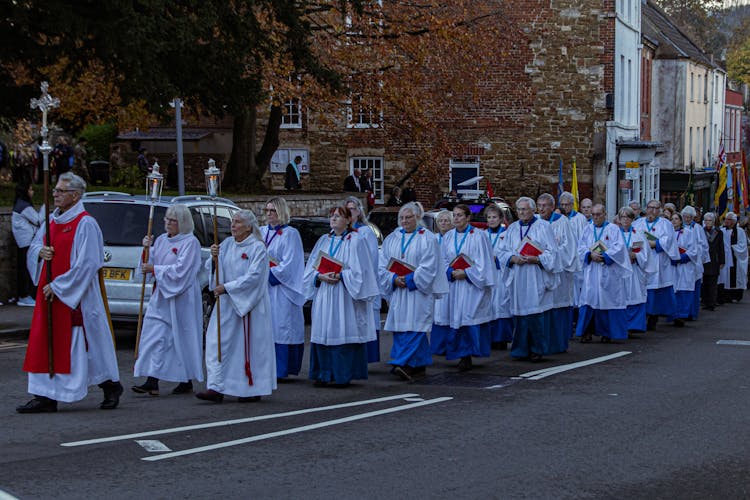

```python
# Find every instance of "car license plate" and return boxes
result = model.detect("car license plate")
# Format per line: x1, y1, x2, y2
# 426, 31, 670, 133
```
102, 267, 132, 281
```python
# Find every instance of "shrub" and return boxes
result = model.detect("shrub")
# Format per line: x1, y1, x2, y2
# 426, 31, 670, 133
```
110, 165, 143, 188
80, 123, 118, 161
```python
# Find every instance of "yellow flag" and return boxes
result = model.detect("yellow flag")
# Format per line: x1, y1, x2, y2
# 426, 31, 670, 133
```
571, 157, 579, 211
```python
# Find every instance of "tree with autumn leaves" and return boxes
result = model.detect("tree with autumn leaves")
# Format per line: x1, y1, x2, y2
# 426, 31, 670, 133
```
2, 0, 507, 191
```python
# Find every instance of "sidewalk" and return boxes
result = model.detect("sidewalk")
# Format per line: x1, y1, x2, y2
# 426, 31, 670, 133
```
0, 303, 33, 338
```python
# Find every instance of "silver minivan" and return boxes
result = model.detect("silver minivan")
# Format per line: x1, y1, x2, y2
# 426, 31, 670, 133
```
82, 192, 239, 329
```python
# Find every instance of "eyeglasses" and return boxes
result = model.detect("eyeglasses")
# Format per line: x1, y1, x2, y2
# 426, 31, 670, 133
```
164, 217, 178, 223
264, 208, 277, 213
52, 188, 77, 195
646, 205, 659, 210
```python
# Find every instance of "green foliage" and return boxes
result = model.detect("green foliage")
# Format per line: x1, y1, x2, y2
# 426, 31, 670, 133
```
110, 165, 143, 189
79, 123, 118, 161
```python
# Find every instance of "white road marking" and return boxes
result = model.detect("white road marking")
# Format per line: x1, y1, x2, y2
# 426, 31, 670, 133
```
0, 342, 26, 351
403, 397, 424, 402
518, 351, 632, 380
142, 397, 453, 461
0, 489, 19, 500
61, 393, 420, 447
136, 440, 171, 452
717, 340, 750, 346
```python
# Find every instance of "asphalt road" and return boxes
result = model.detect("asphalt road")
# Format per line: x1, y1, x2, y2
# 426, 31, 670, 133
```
2, 301, 750, 499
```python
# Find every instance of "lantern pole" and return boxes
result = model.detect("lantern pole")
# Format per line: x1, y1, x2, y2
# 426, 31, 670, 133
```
134, 161, 164, 359
205, 159, 222, 362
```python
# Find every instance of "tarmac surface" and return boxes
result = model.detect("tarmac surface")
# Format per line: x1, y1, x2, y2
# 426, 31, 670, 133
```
0, 303, 33, 339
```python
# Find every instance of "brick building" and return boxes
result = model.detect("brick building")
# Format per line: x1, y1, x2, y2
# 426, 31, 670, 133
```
116, 0, 662, 216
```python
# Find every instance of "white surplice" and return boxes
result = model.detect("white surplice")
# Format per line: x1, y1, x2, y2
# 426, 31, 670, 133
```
379, 228, 448, 333
303, 230, 380, 345
539, 214, 576, 308
632, 216, 679, 289
485, 227, 512, 320
433, 234, 452, 326
261, 225, 305, 344
205, 235, 277, 397
26, 200, 120, 402
621, 226, 650, 306
673, 226, 699, 292
577, 222, 631, 310
719, 226, 749, 290
442, 226, 496, 328
497, 218, 557, 316
134, 232, 204, 382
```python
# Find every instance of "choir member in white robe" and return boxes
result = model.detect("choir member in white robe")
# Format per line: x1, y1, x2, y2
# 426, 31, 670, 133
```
668, 213, 698, 326
559, 192, 587, 309
379, 203, 448, 381
718, 212, 748, 303
196, 210, 277, 403
345, 196, 382, 363
303, 205, 380, 386
441, 204, 496, 371
17, 173, 122, 413
576, 204, 632, 341
633, 200, 680, 330
431, 210, 454, 356
537, 193, 576, 353
133, 204, 204, 396
484, 204, 513, 350
681, 206, 709, 320
497, 197, 557, 361
618, 207, 650, 333
262, 197, 305, 380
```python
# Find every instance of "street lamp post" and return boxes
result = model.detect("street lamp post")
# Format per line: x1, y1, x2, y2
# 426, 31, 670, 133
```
30, 81, 60, 378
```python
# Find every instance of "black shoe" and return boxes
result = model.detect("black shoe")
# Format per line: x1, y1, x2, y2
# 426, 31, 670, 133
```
529, 353, 543, 363
99, 381, 123, 410
195, 389, 223, 403
646, 315, 658, 331
132, 377, 159, 396
457, 356, 473, 372
16, 396, 57, 414
491, 341, 508, 351
172, 381, 193, 395
673, 318, 685, 327
238, 396, 261, 403
393, 366, 414, 382
313, 380, 329, 388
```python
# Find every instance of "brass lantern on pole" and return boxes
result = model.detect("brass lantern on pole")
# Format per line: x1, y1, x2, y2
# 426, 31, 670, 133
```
205, 158, 223, 361
146, 161, 164, 202
205, 159, 221, 199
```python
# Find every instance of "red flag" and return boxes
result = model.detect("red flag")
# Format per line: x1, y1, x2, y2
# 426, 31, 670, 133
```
487, 180, 494, 198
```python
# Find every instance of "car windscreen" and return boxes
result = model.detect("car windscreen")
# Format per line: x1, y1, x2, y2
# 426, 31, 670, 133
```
368, 212, 399, 236
85, 202, 168, 246
289, 219, 331, 253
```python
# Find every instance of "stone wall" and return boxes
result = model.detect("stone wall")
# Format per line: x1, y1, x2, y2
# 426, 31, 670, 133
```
258, 0, 611, 207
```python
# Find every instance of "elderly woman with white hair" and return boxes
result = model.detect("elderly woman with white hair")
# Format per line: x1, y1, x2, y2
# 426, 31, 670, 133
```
261, 197, 306, 381
431, 209, 454, 356
133, 203, 204, 396
378, 202, 448, 381
618, 206, 650, 333
681, 205, 708, 320
344, 195, 382, 363
668, 212, 698, 326
196, 209, 277, 403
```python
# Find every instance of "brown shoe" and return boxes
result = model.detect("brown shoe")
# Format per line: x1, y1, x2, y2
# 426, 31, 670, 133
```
195, 389, 223, 403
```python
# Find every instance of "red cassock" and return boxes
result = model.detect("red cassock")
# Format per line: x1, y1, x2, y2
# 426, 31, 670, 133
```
23, 211, 88, 374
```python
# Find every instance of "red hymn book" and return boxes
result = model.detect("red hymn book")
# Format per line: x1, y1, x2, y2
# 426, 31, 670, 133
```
313, 252, 344, 274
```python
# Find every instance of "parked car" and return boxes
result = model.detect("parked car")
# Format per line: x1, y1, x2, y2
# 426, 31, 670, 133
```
82, 192, 239, 331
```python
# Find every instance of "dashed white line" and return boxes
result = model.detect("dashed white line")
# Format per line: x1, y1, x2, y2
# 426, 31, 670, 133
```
136, 440, 171, 452
518, 351, 632, 380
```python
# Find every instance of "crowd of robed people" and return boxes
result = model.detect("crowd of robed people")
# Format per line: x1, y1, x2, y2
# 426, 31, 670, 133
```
14, 173, 749, 412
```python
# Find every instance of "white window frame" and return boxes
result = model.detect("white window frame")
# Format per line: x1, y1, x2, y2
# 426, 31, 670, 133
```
350, 157, 384, 204
280, 98, 302, 129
